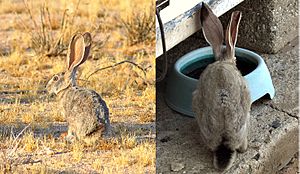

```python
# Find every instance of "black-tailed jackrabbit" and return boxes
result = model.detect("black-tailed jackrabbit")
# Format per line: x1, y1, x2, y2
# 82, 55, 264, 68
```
192, 3, 251, 171
46, 32, 111, 142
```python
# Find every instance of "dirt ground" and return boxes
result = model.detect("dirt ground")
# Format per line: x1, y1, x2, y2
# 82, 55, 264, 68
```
277, 153, 299, 174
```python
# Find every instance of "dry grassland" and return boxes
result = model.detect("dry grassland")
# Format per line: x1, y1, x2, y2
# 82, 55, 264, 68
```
0, 0, 155, 173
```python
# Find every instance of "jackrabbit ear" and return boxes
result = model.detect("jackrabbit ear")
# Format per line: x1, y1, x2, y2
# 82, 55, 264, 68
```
81, 32, 92, 65
225, 11, 242, 57
201, 2, 224, 59
67, 32, 92, 72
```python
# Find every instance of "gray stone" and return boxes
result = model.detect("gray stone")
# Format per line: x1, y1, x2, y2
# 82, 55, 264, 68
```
269, 119, 281, 129
170, 162, 185, 172
220, 0, 299, 53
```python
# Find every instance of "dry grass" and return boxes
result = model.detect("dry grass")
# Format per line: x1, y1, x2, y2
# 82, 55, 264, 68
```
121, 7, 155, 45
0, 0, 155, 173
0, 131, 155, 173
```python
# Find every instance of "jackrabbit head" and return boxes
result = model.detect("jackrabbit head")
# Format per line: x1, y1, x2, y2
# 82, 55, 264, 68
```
46, 32, 92, 95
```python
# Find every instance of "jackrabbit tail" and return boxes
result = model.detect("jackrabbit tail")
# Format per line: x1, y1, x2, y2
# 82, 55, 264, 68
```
192, 3, 251, 171
46, 32, 111, 142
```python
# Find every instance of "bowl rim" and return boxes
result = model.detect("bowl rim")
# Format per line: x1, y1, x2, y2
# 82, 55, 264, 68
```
174, 46, 264, 81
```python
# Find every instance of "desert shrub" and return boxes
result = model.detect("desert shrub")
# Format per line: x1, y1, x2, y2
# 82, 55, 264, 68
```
121, 7, 155, 45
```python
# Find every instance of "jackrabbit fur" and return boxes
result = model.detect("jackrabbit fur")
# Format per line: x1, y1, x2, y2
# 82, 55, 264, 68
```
192, 3, 251, 171
46, 32, 111, 142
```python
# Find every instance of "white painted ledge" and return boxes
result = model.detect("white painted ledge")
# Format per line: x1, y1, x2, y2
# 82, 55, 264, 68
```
156, 0, 244, 57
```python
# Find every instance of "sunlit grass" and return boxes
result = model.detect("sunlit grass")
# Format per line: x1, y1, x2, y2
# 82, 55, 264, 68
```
92, 139, 155, 173
0, 132, 155, 173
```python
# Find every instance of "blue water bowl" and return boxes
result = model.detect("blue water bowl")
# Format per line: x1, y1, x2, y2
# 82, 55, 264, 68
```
165, 46, 275, 117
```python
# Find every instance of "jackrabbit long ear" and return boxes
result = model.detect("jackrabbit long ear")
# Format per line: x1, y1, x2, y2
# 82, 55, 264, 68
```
201, 2, 224, 59
81, 32, 92, 64
67, 32, 92, 72
225, 11, 242, 57
67, 34, 85, 71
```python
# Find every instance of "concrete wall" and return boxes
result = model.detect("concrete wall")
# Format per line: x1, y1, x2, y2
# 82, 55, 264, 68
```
221, 0, 299, 53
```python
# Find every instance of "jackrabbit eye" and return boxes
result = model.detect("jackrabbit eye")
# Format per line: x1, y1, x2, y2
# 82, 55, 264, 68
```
53, 76, 59, 81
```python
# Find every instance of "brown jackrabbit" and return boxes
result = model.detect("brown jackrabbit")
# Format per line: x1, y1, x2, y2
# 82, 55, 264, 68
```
192, 3, 251, 171
46, 32, 111, 142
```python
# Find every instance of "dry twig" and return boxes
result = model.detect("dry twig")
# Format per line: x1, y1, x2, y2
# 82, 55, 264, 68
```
8, 124, 31, 157
85, 60, 148, 81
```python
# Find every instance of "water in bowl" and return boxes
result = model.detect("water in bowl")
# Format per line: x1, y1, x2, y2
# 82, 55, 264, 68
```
182, 56, 257, 79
